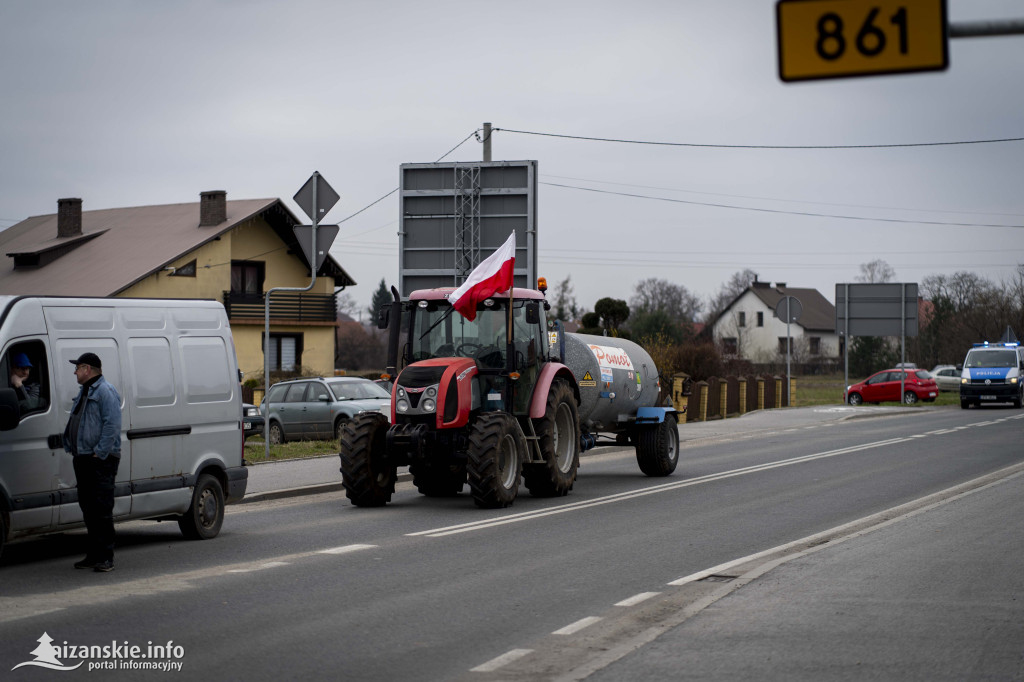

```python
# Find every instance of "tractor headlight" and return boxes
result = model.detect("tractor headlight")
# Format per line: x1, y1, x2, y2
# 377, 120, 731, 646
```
397, 399, 410, 413
426, 386, 437, 398
422, 399, 436, 413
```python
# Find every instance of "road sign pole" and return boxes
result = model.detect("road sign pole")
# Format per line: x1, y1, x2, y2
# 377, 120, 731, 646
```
263, 171, 338, 461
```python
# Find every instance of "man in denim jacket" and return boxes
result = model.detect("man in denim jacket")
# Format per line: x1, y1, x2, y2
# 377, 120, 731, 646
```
63, 352, 122, 572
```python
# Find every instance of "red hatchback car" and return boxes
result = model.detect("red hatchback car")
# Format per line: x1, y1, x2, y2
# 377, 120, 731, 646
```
846, 369, 939, 405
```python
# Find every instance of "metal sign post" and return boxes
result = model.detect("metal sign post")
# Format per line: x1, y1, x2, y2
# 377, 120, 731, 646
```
776, 296, 802, 406
263, 172, 340, 460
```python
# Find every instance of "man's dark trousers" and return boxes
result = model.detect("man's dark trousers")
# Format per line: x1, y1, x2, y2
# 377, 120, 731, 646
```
73, 455, 120, 563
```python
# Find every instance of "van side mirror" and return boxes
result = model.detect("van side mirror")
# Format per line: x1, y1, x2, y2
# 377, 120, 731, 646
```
0, 388, 20, 431
525, 302, 539, 325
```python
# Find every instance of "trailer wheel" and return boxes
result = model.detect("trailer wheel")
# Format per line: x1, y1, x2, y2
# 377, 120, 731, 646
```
340, 413, 396, 507
467, 413, 524, 508
524, 379, 579, 497
636, 413, 679, 477
410, 461, 467, 497
0, 514, 6, 559
178, 473, 225, 540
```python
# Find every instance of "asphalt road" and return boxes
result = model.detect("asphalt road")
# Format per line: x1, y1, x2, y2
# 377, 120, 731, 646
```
1, 406, 1022, 680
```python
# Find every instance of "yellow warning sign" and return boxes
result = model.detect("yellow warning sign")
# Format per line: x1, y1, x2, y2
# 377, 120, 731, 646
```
580, 371, 596, 387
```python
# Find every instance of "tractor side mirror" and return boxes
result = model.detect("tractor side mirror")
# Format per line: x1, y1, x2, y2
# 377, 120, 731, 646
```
377, 306, 390, 330
525, 302, 539, 325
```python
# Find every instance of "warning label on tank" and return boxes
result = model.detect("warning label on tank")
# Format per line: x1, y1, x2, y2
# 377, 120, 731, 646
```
580, 371, 596, 387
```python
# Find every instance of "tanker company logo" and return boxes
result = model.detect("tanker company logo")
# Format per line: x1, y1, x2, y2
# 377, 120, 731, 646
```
588, 344, 635, 372
11, 632, 184, 673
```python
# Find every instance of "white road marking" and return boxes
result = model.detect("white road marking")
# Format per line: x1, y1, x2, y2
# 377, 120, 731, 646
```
226, 561, 290, 573
408, 437, 912, 538
317, 544, 378, 555
470, 649, 534, 672
553, 616, 602, 636
614, 592, 661, 607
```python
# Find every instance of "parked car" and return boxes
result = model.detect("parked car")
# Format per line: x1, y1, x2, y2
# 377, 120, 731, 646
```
261, 377, 392, 443
243, 402, 264, 440
845, 369, 938, 405
928, 364, 960, 392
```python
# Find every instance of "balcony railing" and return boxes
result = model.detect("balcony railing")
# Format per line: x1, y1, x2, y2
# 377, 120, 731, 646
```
223, 291, 336, 323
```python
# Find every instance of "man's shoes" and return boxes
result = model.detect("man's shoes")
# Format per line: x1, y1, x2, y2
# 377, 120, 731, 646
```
93, 560, 114, 573
74, 557, 97, 570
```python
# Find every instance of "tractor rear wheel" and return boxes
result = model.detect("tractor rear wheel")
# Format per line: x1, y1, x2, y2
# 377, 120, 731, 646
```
524, 379, 579, 497
636, 413, 679, 477
467, 413, 524, 509
340, 413, 396, 507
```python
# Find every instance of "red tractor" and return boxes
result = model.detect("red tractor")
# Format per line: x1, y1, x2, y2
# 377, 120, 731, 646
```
339, 285, 581, 508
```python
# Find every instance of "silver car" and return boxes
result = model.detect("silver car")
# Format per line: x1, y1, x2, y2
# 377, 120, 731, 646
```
261, 377, 392, 443
929, 364, 960, 392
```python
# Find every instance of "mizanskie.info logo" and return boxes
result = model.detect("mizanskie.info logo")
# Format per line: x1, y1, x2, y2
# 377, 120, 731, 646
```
12, 632, 185, 673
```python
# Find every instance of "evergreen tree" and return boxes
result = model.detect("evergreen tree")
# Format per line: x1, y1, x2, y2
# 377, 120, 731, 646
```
368, 278, 391, 325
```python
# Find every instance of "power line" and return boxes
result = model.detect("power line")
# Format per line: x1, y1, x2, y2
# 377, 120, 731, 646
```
543, 173, 1024, 219
541, 181, 1024, 229
495, 127, 1024, 150
339, 129, 480, 225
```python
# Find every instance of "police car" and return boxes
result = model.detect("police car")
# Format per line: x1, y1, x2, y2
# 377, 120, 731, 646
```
960, 342, 1024, 409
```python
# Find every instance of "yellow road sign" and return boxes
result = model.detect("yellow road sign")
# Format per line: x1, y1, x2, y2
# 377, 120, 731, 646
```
777, 0, 948, 82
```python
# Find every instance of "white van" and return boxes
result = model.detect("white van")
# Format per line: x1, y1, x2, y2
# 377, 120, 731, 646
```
0, 296, 248, 557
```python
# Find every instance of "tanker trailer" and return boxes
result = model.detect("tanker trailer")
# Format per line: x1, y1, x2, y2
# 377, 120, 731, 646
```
556, 331, 680, 476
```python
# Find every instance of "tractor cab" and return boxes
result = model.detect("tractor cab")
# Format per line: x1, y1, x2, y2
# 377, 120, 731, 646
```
396, 288, 548, 416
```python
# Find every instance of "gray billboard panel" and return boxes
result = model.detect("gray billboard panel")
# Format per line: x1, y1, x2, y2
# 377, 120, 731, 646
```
399, 160, 537, 297
835, 283, 919, 337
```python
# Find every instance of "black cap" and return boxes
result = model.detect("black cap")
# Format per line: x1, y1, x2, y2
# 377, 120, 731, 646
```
69, 352, 102, 370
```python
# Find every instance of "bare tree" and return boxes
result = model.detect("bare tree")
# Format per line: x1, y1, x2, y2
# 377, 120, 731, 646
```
705, 269, 758, 325
630, 278, 702, 322
856, 259, 896, 283
550, 274, 582, 322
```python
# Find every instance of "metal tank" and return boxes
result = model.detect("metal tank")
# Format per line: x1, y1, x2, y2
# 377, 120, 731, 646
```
561, 333, 661, 431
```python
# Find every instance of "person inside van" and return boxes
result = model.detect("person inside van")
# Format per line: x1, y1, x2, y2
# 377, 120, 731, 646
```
8, 352, 45, 413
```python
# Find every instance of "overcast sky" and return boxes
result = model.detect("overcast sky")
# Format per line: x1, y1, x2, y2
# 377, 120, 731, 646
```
2, 0, 1022, 319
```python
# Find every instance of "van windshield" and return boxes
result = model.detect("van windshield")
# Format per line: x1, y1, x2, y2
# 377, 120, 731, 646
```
965, 349, 1018, 368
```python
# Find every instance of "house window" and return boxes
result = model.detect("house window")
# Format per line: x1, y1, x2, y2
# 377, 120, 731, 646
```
778, 337, 793, 354
231, 261, 264, 297
757, 312, 764, 327
169, 259, 197, 277
723, 337, 738, 355
738, 312, 746, 327
264, 333, 303, 372
809, 337, 821, 355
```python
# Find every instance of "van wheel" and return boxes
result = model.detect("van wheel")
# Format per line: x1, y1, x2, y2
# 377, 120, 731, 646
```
268, 421, 285, 445
178, 474, 225, 540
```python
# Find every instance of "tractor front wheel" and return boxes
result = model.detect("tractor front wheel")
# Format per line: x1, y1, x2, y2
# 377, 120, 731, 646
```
467, 413, 524, 509
340, 413, 396, 507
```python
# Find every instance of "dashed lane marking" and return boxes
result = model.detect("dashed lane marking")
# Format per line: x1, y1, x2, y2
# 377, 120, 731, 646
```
470, 649, 534, 673
553, 617, 603, 636
614, 592, 661, 607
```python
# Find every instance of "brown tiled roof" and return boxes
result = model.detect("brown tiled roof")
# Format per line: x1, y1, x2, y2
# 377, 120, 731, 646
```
748, 285, 835, 331
0, 198, 355, 296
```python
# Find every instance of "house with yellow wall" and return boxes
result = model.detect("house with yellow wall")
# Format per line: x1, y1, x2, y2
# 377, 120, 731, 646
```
0, 191, 354, 381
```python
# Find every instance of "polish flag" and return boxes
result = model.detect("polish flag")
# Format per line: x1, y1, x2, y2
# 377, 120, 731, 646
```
449, 232, 516, 321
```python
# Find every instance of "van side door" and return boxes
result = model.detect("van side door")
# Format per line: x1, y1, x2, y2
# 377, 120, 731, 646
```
0, 339, 58, 533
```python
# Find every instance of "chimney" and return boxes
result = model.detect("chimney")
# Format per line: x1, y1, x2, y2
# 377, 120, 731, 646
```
776, 282, 787, 289
57, 198, 83, 238
199, 190, 227, 226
